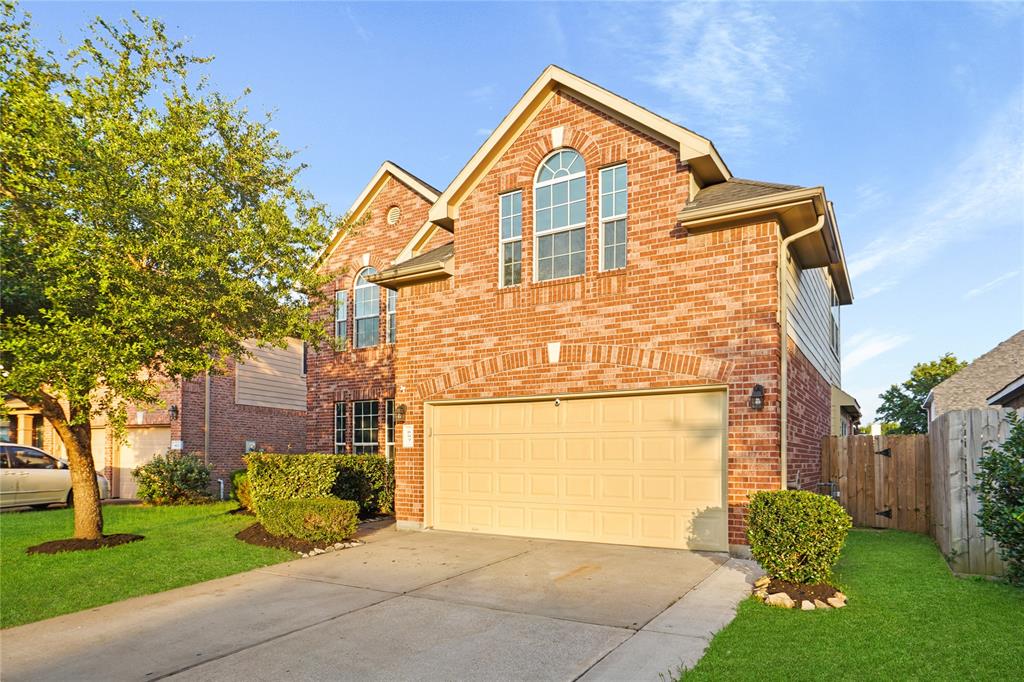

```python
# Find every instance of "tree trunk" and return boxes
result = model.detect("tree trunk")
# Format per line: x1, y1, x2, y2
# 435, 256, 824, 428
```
31, 393, 104, 539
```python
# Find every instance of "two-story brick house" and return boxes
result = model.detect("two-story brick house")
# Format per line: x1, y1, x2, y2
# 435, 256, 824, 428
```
317, 66, 853, 555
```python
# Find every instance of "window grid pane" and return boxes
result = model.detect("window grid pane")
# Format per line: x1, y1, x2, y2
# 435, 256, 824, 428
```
353, 400, 379, 455
334, 291, 348, 341
500, 191, 523, 288
354, 269, 380, 348
334, 402, 346, 454
535, 150, 586, 282
600, 164, 627, 271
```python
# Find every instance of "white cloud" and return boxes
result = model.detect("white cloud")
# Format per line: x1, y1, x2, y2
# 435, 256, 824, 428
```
843, 329, 912, 371
848, 92, 1024, 288
466, 84, 496, 102
638, 3, 808, 148
963, 270, 1020, 299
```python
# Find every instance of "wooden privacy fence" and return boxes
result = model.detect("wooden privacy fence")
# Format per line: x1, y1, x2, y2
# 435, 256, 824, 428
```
929, 408, 1011, 577
821, 434, 930, 534
822, 408, 1016, 577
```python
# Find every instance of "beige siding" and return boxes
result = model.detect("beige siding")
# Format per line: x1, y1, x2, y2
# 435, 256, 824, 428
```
235, 339, 307, 411
786, 256, 840, 386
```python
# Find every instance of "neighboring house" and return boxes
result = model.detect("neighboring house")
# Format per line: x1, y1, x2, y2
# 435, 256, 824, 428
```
988, 375, 1024, 409
313, 65, 853, 556
923, 330, 1024, 424
305, 161, 444, 458
3, 340, 307, 499
831, 386, 862, 436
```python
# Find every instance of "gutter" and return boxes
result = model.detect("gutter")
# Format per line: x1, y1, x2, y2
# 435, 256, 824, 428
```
368, 258, 453, 291
779, 214, 826, 490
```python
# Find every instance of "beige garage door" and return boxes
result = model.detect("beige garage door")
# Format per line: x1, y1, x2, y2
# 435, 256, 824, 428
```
428, 390, 727, 551
116, 426, 170, 499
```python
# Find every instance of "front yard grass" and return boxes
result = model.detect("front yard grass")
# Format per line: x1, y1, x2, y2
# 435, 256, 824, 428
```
0, 502, 292, 628
685, 529, 1024, 680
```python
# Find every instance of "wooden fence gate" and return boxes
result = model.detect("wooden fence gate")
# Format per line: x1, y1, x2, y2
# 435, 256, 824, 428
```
821, 434, 931, 534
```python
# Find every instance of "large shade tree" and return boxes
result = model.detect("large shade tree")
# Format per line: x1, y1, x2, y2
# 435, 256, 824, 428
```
0, 4, 345, 539
876, 353, 967, 434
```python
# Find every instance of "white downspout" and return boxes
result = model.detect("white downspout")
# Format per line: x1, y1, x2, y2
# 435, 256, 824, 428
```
778, 214, 826, 490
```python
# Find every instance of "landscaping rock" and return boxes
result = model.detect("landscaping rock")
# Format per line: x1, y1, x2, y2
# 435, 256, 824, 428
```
801, 600, 815, 611
833, 591, 847, 603
753, 588, 768, 600
827, 596, 846, 608
754, 576, 771, 589
334, 543, 344, 549
814, 599, 830, 609
765, 592, 795, 609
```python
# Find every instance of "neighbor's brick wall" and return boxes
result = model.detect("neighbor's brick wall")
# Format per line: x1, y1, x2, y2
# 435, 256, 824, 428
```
785, 338, 830, 490
305, 175, 435, 453
392, 91, 784, 547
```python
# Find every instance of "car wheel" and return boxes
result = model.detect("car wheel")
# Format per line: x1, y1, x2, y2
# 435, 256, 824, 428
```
66, 491, 74, 508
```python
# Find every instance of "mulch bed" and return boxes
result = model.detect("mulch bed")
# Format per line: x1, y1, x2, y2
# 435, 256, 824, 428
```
235, 522, 316, 553
227, 507, 255, 516
766, 578, 838, 602
26, 534, 144, 555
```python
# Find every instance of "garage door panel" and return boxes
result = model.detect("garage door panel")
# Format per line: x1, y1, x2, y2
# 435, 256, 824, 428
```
429, 390, 726, 551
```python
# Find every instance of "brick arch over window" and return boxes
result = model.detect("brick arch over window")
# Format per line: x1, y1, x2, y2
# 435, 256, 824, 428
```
516, 127, 602, 186
415, 344, 733, 399
336, 254, 392, 289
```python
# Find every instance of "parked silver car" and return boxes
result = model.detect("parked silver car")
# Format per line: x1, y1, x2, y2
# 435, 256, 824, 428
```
0, 444, 110, 509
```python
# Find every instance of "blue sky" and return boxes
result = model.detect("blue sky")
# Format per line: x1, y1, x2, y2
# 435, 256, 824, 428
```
26, 2, 1024, 420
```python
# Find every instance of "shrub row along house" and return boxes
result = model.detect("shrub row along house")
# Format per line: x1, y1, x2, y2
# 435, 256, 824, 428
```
307, 66, 854, 555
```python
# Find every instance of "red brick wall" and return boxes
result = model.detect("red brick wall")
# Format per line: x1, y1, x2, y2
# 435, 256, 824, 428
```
305, 175, 434, 453
392, 91, 784, 547
785, 338, 830, 490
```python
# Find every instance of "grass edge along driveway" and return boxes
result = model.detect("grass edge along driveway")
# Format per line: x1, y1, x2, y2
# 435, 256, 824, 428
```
1, 502, 292, 628
683, 529, 1024, 681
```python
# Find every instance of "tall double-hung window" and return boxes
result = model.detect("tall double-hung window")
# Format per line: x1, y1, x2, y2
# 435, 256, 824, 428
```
354, 268, 380, 348
333, 402, 347, 454
353, 400, 379, 454
599, 164, 627, 270
386, 289, 397, 343
534, 150, 586, 281
499, 191, 522, 287
334, 290, 348, 341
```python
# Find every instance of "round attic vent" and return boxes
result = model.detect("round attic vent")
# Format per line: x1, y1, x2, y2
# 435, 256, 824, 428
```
386, 206, 401, 225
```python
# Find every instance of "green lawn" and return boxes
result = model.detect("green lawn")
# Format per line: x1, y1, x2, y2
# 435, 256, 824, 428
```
685, 529, 1024, 681
0, 502, 293, 628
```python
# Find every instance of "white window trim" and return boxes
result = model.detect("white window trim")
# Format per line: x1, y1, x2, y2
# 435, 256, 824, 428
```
334, 290, 348, 342
353, 400, 379, 454
499, 189, 523, 288
353, 268, 380, 349
386, 289, 397, 344
599, 163, 627, 272
533, 149, 586, 283
333, 402, 346, 454
385, 399, 395, 461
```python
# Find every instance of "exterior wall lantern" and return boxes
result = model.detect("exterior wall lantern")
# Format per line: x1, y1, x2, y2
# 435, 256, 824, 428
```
396, 404, 407, 422
749, 385, 765, 411
168, 404, 179, 421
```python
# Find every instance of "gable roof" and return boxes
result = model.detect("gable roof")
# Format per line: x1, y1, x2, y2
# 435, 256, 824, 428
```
925, 330, 1024, 414
317, 161, 439, 265
427, 64, 732, 231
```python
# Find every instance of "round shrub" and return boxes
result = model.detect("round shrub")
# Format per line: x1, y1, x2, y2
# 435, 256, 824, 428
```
259, 497, 360, 544
132, 452, 212, 505
230, 469, 251, 510
746, 489, 852, 584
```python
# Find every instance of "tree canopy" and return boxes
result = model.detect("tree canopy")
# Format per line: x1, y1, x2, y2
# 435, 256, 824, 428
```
876, 353, 967, 434
0, 3, 347, 538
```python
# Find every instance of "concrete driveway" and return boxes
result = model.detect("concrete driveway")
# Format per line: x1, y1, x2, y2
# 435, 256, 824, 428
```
1, 525, 758, 681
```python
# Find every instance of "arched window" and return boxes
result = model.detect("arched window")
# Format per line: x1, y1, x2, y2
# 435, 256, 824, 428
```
353, 268, 380, 348
534, 149, 585, 281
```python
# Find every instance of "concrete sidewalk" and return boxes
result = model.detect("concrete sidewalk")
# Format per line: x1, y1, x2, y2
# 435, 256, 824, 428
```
0, 527, 758, 681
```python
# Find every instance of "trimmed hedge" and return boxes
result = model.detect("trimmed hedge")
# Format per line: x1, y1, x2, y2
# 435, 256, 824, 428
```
230, 469, 251, 510
132, 452, 212, 505
746, 489, 852, 584
244, 452, 394, 517
260, 497, 360, 544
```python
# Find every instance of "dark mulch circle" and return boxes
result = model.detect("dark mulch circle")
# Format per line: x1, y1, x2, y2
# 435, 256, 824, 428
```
227, 507, 255, 516
766, 578, 839, 602
235, 522, 316, 553
26, 534, 144, 555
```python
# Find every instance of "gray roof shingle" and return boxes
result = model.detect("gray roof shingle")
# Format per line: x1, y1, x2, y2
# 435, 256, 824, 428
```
681, 178, 802, 213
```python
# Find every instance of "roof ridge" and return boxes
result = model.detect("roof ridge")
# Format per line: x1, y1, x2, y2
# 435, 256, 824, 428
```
726, 177, 803, 189
383, 160, 441, 197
